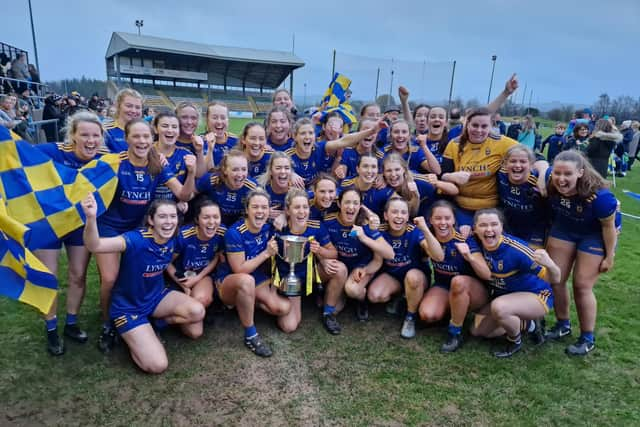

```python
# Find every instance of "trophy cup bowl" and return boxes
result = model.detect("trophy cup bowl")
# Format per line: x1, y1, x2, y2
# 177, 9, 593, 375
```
277, 235, 309, 296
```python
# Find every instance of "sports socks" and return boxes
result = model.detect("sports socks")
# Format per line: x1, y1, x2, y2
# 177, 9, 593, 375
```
448, 321, 462, 336
66, 313, 78, 326
244, 325, 257, 339
580, 331, 595, 343
323, 305, 336, 316
45, 317, 57, 332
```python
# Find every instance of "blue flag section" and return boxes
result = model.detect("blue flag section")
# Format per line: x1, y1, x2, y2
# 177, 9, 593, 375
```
0, 126, 121, 250
322, 73, 351, 107
0, 198, 57, 314
319, 73, 357, 132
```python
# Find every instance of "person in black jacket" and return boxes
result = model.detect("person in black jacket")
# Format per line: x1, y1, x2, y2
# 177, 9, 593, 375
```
586, 119, 622, 178
42, 94, 65, 141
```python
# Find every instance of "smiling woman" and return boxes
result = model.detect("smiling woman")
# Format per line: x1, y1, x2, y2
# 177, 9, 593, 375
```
82, 195, 205, 374
441, 107, 549, 228
95, 119, 196, 354
33, 111, 109, 355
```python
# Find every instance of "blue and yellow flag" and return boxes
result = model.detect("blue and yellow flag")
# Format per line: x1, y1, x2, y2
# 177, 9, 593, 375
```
0, 200, 57, 314
322, 73, 351, 108
318, 73, 357, 133
0, 126, 121, 250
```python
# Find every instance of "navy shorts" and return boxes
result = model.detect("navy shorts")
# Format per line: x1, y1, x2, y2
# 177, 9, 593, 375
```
38, 227, 84, 250
549, 224, 605, 256
111, 287, 172, 334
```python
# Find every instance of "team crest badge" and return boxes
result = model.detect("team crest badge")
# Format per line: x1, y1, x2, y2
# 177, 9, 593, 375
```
576, 205, 583, 213
497, 260, 504, 271
485, 149, 491, 156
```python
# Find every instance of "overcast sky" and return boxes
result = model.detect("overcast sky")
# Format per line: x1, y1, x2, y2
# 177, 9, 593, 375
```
4, 0, 639, 106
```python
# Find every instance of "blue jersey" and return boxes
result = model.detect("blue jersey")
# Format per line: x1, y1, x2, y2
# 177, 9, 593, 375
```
379, 224, 427, 277
339, 147, 384, 178
550, 188, 617, 235
497, 169, 550, 244
264, 184, 288, 212
339, 178, 394, 217
481, 234, 552, 296
309, 202, 338, 221
98, 153, 176, 233
423, 138, 444, 165
110, 228, 175, 315
267, 137, 294, 152
154, 147, 191, 201
323, 214, 383, 270
383, 144, 426, 173
103, 122, 127, 153
223, 219, 275, 286
432, 231, 480, 287
35, 142, 108, 168
248, 149, 273, 178
413, 174, 439, 217
196, 174, 259, 226
275, 220, 332, 279
211, 133, 239, 166
286, 141, 331, 186
173, 224, 226, 273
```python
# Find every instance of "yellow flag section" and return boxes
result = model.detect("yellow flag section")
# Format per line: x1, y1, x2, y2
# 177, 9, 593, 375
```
0, 126, 121, 250
0, 197, 57, 314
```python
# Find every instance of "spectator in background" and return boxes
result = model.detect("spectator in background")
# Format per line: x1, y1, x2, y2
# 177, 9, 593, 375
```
563, 123, 590, 153
506, 116, 521, 140
383, 105, 401, 124
88, 93, 101, 111
9, 53, 30, 94
492, 112, 506, 135
43, 93, 65, 141
628, 121, 640, 169
540, 123, 567, 162
517, 115, 536, 150
143, 106, 157, 123
97, 106, 109, 123
27, 64, 40, 96
586, 119, 622, 178
565, 109, 592, 137
0, 94, 22, 130
447, 108, 463, 141
616, 120, 634, 176
272, 88, 299, 120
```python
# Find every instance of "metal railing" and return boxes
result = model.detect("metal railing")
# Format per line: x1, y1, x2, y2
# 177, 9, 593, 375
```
0, 76, 49, 94
29, 119, 59, 144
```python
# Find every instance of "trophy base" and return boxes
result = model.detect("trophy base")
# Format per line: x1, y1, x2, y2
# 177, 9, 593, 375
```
278, 277, 303, 297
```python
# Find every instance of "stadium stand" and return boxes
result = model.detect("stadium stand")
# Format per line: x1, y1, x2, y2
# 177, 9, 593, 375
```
105, 32, 304, 116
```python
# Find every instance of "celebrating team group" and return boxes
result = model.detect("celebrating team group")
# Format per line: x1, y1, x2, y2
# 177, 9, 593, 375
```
34, 74, 619, 374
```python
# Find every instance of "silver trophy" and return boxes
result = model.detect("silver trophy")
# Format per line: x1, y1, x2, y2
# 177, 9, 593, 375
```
277, 235, 309, 296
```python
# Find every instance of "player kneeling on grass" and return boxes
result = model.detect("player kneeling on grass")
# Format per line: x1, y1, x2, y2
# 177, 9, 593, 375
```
216, 189, 291, 357
82, 194, 205, 374
275, 188, 346, 334
417, 200, 483, 329
368, 196, 444, 339
443, 209, 560, 358
166, 199, 225, 322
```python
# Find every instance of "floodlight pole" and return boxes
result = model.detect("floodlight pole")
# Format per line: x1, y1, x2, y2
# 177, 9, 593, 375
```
27, 0, 40, 73
447, 60, 456, 111
135, 19, 143, 36
374, 67, 380, 100
331, 50, 336, 79
289, 33, 295, 96
303, 83, 307, 109
487, 55, 497, 104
